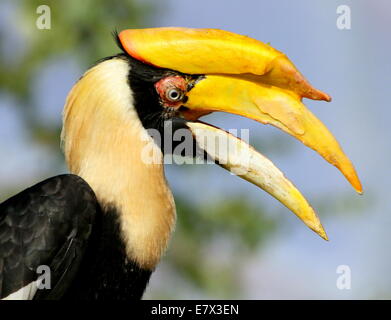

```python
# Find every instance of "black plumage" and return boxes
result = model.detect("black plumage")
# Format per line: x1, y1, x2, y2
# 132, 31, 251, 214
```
0, 175, 151, 300
0, 175, 96, 299
62, 205, 152, 300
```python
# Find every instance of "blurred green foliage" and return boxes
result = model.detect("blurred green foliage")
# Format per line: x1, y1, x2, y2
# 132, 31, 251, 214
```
165, 197, 277, 298
1, 0, 153, 98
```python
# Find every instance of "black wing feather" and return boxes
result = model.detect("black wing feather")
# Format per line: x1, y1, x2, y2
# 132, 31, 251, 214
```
0, 174, 98, 299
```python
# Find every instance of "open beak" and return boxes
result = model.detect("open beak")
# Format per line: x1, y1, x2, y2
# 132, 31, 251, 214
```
183, 74, 362, 194
119, 27, 363, 240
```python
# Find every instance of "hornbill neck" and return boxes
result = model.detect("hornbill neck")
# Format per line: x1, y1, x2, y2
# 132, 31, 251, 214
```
61, 57, 176, 270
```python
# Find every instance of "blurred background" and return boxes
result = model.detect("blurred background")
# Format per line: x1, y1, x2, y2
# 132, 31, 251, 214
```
0, 0, 389, 299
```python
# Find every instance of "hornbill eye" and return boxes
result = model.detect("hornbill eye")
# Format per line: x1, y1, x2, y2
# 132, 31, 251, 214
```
155, 75, 187, 106
166, 88, 183, 102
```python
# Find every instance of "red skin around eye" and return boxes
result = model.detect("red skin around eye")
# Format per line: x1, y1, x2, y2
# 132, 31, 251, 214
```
155, 76, 187, 108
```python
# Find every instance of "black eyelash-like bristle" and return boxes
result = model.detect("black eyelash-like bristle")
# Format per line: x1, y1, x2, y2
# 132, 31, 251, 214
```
112, 29, 126, 53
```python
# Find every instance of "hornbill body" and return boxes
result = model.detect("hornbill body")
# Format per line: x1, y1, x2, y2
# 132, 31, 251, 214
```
0, 28, 362, 300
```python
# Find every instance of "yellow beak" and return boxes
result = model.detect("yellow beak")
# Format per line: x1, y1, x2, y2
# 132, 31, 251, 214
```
184, 74, 362, 194
119, 27, 363, 239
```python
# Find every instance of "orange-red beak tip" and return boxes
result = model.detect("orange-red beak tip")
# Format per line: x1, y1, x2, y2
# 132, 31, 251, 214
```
348, 173, 363, 195
323, 92, 332, 102
304, 89, 332, 102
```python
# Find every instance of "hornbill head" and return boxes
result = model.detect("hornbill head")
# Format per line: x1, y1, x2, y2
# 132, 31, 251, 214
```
62, 27, 362, 269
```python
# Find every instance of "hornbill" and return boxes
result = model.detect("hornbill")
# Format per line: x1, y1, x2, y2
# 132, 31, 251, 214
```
0, 28, 362, 300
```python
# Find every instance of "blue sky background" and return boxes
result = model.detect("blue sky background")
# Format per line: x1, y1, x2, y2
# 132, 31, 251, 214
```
1, 0, 390, 298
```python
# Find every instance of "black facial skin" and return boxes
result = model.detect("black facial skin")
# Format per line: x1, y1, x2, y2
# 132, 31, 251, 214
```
130, 64, 205, 160
125, 55, 202, 133
123, 53, 191, 155
125, 54, 182, 130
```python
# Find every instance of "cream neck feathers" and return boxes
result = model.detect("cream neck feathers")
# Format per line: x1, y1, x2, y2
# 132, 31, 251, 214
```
61, 57, 176, 270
